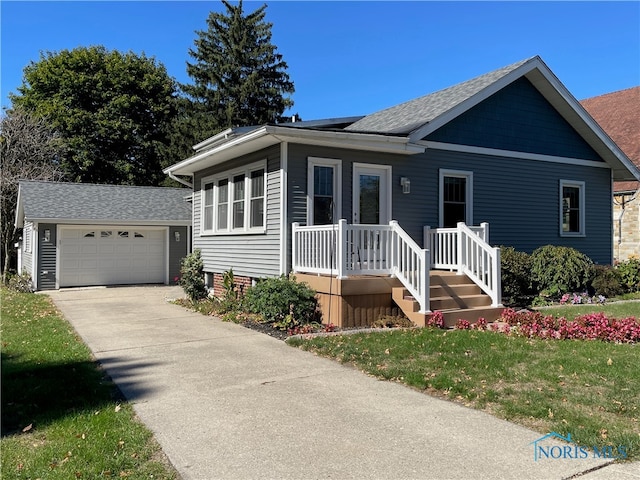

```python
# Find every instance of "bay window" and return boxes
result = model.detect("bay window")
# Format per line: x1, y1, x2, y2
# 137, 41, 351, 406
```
201, 161, 266, 234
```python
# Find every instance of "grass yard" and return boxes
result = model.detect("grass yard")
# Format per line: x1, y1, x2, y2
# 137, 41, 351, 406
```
537, 300, 640, 320
1, 288, 178, 479
288, 303, 640, 460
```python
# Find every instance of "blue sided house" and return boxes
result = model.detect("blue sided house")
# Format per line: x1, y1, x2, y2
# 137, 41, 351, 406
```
164, 56, 640, 328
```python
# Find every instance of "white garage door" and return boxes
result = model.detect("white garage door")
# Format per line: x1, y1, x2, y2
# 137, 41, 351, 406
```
59, 228, 166, 287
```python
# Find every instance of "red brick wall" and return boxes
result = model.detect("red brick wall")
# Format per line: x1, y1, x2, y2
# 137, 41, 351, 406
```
212, 272, 253, 297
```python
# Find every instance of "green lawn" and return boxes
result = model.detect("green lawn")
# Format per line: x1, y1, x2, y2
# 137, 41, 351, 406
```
537, 300, 640, 320
288, 309, 640, 460
1, 288, 178, 479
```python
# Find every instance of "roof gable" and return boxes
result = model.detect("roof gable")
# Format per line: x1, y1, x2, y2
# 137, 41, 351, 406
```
16, 181, 192, 227
345, 57, 532, 135
425, 76, 601, 161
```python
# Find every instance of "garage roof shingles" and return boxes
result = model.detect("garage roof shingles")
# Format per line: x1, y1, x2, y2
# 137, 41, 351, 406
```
19, 181, 192, 224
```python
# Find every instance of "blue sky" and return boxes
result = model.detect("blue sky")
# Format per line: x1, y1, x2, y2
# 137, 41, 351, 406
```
2, 1, 639, 120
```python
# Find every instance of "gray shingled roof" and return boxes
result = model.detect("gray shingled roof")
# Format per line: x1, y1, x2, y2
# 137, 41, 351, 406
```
345, 57, 534, 135
17, 181, 192, 224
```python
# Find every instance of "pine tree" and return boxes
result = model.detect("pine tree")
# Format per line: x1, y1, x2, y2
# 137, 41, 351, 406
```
182, 0, 294, 141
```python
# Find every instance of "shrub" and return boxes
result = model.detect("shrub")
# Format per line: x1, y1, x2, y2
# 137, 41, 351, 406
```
589, 265, 623, 298
179, 250, 207, 301
7, 272, 34, 293
500, 246, 534, 305
530, 245, 593, 298
616, 257, 640, 292
243, 275, 319, 325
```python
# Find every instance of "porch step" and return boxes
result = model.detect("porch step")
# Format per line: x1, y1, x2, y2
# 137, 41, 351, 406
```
391, 271, 504, 328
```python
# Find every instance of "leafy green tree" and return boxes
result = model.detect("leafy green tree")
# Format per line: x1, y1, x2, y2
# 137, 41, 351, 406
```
10, 46, 178, 185
0, 109, 66, 282
180, 0, 294, 145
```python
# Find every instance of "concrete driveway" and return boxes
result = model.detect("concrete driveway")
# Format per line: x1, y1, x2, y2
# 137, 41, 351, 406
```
47, 286, 637, 480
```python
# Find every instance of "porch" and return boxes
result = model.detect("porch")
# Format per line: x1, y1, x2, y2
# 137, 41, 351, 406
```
292, 220, 505, 328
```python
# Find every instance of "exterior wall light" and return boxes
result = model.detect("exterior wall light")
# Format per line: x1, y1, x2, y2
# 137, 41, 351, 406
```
400, 177, 410, 194
174, 231, 181, 242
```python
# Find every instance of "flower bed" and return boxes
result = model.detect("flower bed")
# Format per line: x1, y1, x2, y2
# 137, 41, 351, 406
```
454, 308, 640, 344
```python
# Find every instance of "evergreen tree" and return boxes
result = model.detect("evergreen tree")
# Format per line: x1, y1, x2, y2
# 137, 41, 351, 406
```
182, 0, 294, 143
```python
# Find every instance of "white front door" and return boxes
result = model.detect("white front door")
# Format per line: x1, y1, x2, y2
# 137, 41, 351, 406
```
352, 164, 391, 225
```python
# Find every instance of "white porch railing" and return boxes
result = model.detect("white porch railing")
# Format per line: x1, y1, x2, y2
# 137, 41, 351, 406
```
424, 222, 502, 307
292, 219, 430, 313
292, 220, 502, 314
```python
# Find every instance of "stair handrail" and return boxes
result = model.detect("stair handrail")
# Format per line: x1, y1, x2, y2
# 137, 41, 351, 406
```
456, 222, 502, 307
389, 221, 430, 313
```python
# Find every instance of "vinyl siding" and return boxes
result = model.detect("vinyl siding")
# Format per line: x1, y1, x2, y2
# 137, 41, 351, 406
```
169, 226, 189, 282
21, 222, 34, 278
425, 77, 602, 161
193, 145, 281, 278
38, 223, 57, 290
286, 144, 612, 265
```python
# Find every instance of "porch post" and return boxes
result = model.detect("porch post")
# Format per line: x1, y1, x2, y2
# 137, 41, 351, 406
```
456, 222, 465, 275
491, 246, 503, 307
291, 223, 299, 273
419, 247, 431, 313
480, 222, 489, 243
337, 219, 347, 278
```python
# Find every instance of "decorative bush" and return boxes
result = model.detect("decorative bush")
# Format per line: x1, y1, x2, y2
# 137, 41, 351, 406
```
589, 265, 623, 298
179, 250, 207, 301
426, 311, 444, 329
616, 257, 640, 292
497, 308, 640, 343
530, 245, 593, 298
243, 274, 319, 325
7, 272, 34, 293
499, 246, 534, 305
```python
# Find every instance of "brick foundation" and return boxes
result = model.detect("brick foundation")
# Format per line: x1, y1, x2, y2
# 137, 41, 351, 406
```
211, 272, 253, 298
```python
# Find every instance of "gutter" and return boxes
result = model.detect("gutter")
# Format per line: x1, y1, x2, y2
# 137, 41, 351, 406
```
168, 171, 194, 189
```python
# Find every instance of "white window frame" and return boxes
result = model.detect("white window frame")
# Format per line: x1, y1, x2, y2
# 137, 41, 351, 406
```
439, 169, 473, 227
307, 157, 342, 225
560, 179, 585, 237
24, 223, 33, 254
201, 160, 267, 235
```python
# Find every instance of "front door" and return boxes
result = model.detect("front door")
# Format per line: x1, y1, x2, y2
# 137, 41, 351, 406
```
353, 164, 391, 225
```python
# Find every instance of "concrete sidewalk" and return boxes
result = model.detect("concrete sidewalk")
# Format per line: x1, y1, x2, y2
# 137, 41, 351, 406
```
47, 286, 638, 480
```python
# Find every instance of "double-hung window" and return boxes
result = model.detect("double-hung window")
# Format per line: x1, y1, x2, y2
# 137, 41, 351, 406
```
560, 180, 585, 236
307, 157, 342, 225
201, 161, 266, 234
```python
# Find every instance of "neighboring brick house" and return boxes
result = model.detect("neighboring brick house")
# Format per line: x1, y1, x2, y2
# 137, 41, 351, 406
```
581, 87, 640, 261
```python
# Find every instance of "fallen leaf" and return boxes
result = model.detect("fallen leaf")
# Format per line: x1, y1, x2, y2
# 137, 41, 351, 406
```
22, 423, 33, 433
600, 429, 608, 439
114, 404, 121, 413
607, 358, 613, 366
384, 348, 390, 355
548, 408, 554, 419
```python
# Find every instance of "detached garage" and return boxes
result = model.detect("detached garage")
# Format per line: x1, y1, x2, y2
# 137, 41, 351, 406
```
15, 181, 192, 291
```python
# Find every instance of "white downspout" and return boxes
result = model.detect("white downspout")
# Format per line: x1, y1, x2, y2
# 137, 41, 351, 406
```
168, 171, 193, 189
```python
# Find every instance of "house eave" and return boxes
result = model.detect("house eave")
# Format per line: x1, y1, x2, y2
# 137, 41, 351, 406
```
164, 126, 425, 176
22, 217, 191, 227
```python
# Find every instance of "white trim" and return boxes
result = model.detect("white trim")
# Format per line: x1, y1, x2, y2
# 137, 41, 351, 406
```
307, 157, 343, 225
24, 222, 33, 254
422, 141, 611, 169
32, 224, 39, 290
279, 142, 288, 275
352, 163, 392, 224
560, 180, 586, 237
200, 160, 267, 236
22, 218, 190, 227
439, 169, 474, 227
164, 125, 424, 176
